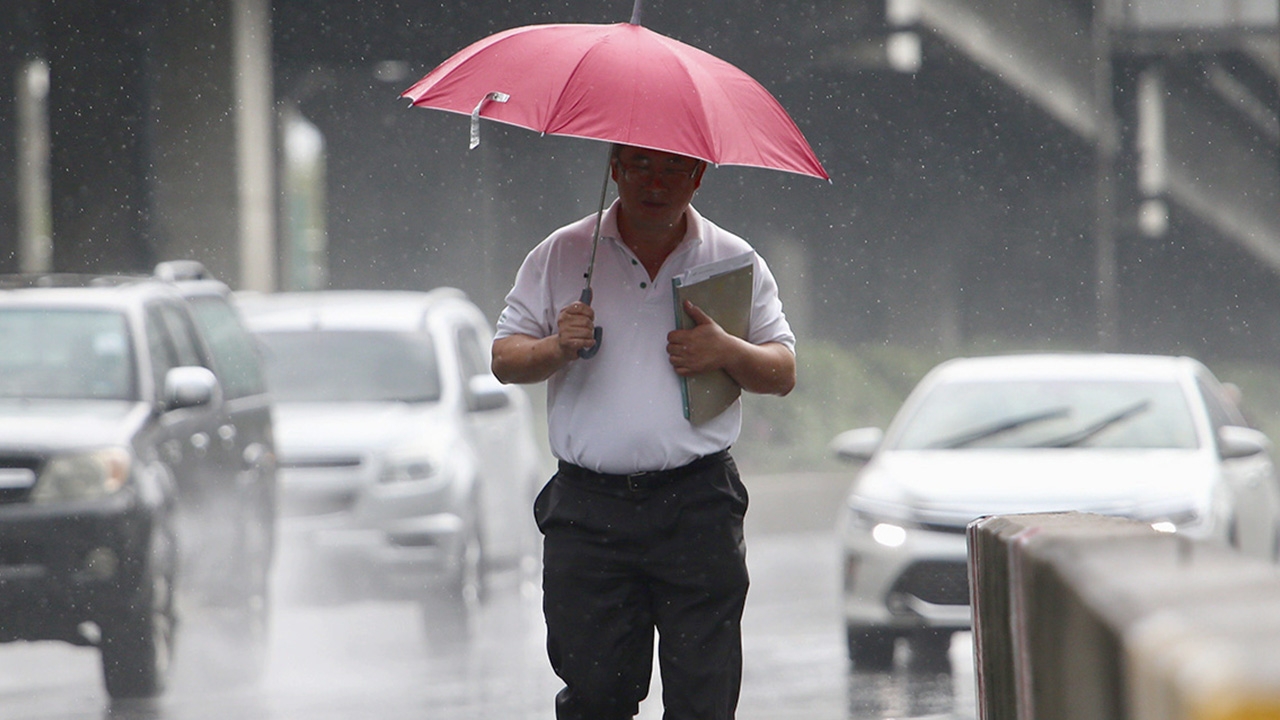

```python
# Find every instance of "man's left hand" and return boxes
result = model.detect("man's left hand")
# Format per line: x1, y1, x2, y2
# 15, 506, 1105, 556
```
667, 301, 731, 377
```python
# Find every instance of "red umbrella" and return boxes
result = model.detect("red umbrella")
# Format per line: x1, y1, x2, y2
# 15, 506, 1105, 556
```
400, 20, 827, 180
401, 7, 826, 357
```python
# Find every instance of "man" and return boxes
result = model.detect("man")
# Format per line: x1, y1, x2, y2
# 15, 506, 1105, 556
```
491, 144, 795, 720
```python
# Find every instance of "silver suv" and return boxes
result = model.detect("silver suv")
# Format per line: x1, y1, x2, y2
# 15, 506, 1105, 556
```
236, 289, 543, 642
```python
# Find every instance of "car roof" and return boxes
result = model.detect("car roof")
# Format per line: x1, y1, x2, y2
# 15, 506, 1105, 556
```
154, 261, 236, 302
235, 289, 474, 333
926, 353, 1202, 384
0, 274, 187, 311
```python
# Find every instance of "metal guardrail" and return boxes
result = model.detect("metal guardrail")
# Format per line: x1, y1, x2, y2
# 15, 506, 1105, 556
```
968, 512, 1280, 720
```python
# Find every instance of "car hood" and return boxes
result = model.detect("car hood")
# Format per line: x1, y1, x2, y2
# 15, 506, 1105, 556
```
0, 399, 148, 451
853, 448, 1217, 522
271, 402, 458, 459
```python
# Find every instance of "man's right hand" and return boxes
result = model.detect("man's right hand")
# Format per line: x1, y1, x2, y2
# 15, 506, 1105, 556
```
491, 301, 596, 385
556, 300, 597, 358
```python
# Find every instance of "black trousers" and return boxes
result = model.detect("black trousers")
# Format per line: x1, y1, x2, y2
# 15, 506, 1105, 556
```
534, 451, 750, 720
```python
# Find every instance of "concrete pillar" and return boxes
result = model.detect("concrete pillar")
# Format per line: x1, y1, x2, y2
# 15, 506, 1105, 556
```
1, 4, 47, 273
16, 60, 52, 273
149, 0, 276, 290
231, 0, 276, 292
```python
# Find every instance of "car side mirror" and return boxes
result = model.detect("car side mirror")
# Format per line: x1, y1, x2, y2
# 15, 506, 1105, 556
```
830, 427, 884, 464
1217, 425, 1270, 460
466, 373, 511, 412
164, 366, 219, 411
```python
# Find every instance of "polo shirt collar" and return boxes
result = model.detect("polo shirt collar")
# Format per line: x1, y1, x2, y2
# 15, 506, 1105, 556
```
600, 200, 706, 255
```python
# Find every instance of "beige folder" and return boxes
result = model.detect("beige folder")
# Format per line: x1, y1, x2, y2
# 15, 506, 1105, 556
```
672, 251, 755, 424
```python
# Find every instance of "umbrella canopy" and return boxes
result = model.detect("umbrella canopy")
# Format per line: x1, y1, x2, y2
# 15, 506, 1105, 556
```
401, 21, 828, 181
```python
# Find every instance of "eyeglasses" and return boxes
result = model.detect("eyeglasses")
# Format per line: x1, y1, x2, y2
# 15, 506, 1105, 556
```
616, 159, 701, 185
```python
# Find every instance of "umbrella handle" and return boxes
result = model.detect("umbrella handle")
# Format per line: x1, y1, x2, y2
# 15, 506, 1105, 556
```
577, 287, 602, 359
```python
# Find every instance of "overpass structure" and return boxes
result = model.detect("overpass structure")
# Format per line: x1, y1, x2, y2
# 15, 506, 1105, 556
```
0, 0, 1276, 363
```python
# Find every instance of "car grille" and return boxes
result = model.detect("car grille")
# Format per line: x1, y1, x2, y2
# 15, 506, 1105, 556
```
279, 457, 363, 470
916, 520, 971, 535
891, 559, 970, 606
277, 456, 364, 518
281, 491, 359, 518
0, 459, 41, 505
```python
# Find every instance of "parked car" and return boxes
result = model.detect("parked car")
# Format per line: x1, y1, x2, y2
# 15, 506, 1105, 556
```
154, 261, 278, 661
832, 353, 1280, 670
235, 290, 543, 638
0, 265, 277, 698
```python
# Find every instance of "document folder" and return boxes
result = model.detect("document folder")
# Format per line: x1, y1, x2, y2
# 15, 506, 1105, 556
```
672, 251, 755, 424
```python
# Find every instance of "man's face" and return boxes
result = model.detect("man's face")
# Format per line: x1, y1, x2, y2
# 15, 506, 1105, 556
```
611, 146, 705, 236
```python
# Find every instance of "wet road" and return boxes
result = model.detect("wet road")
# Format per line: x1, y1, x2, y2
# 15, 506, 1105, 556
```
0, 473, 976, 720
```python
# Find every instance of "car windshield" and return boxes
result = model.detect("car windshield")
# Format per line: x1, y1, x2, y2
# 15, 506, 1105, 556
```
0, 308, 136, 401
893, 379, 1199, 450
255, 330, 441, 403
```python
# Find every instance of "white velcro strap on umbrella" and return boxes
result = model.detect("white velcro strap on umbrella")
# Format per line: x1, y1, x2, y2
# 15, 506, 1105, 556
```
470, 92, 510, 149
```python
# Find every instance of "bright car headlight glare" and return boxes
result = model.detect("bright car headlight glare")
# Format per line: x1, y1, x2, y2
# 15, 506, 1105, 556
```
32, 448, 132, 503
872, 522, 908, 548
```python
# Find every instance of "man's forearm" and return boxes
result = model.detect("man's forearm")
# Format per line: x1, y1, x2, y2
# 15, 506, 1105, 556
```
724, 341, 796, 396
492, 334, 571, 384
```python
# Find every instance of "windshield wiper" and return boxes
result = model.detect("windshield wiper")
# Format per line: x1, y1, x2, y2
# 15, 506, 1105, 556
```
1032, 400, 1151, 448
930, 406, 1072, 449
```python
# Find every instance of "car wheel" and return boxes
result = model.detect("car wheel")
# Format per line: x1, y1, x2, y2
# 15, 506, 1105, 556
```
846, 625, 896, 671
224, 507, 274, 681
907, 628, 953, 670
100, 555, 176, 699
217, 590, 270, 685
421, 519, 484, 647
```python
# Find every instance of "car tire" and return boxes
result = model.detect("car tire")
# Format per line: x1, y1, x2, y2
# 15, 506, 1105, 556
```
907, 628, 953, 670
100, 552, 176, 699
218, 591, 270, 684
846, 625, 896, 671
224, 505, 274, 682
421, 519, 485, 647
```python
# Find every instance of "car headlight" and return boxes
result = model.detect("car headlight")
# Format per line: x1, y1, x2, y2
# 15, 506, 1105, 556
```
871, 522, 909, 547
1138, 508, 1201, 534
843, 497, 917, 547
31, 447, 132, 503
378, 458, 444, 488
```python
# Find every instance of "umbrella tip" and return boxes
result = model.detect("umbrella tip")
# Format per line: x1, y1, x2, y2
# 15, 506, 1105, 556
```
629, 0, 643, 25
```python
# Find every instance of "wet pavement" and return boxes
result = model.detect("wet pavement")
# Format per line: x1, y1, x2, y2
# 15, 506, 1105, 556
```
0, 473, 977, 720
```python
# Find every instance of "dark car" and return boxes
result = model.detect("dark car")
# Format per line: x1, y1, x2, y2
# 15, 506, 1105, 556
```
0, 265, 277, 698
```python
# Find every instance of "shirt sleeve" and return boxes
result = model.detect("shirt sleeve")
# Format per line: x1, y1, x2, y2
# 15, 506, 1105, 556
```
748, 252, 797, 353
494, 241, 555, 341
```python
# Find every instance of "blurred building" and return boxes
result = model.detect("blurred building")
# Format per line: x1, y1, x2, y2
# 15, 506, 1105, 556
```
0, 0, 1276, 363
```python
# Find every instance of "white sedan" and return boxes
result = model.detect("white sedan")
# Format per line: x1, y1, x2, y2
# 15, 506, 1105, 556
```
832, 353, 1280, 670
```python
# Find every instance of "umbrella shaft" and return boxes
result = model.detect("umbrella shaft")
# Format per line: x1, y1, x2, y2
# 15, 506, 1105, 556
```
584, 149, 612, 292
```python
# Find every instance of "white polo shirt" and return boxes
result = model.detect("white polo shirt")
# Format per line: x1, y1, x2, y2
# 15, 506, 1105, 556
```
495, 201, 795, 475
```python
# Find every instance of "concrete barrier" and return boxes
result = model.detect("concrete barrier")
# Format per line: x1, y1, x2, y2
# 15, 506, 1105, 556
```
968, 512, 1280, 720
